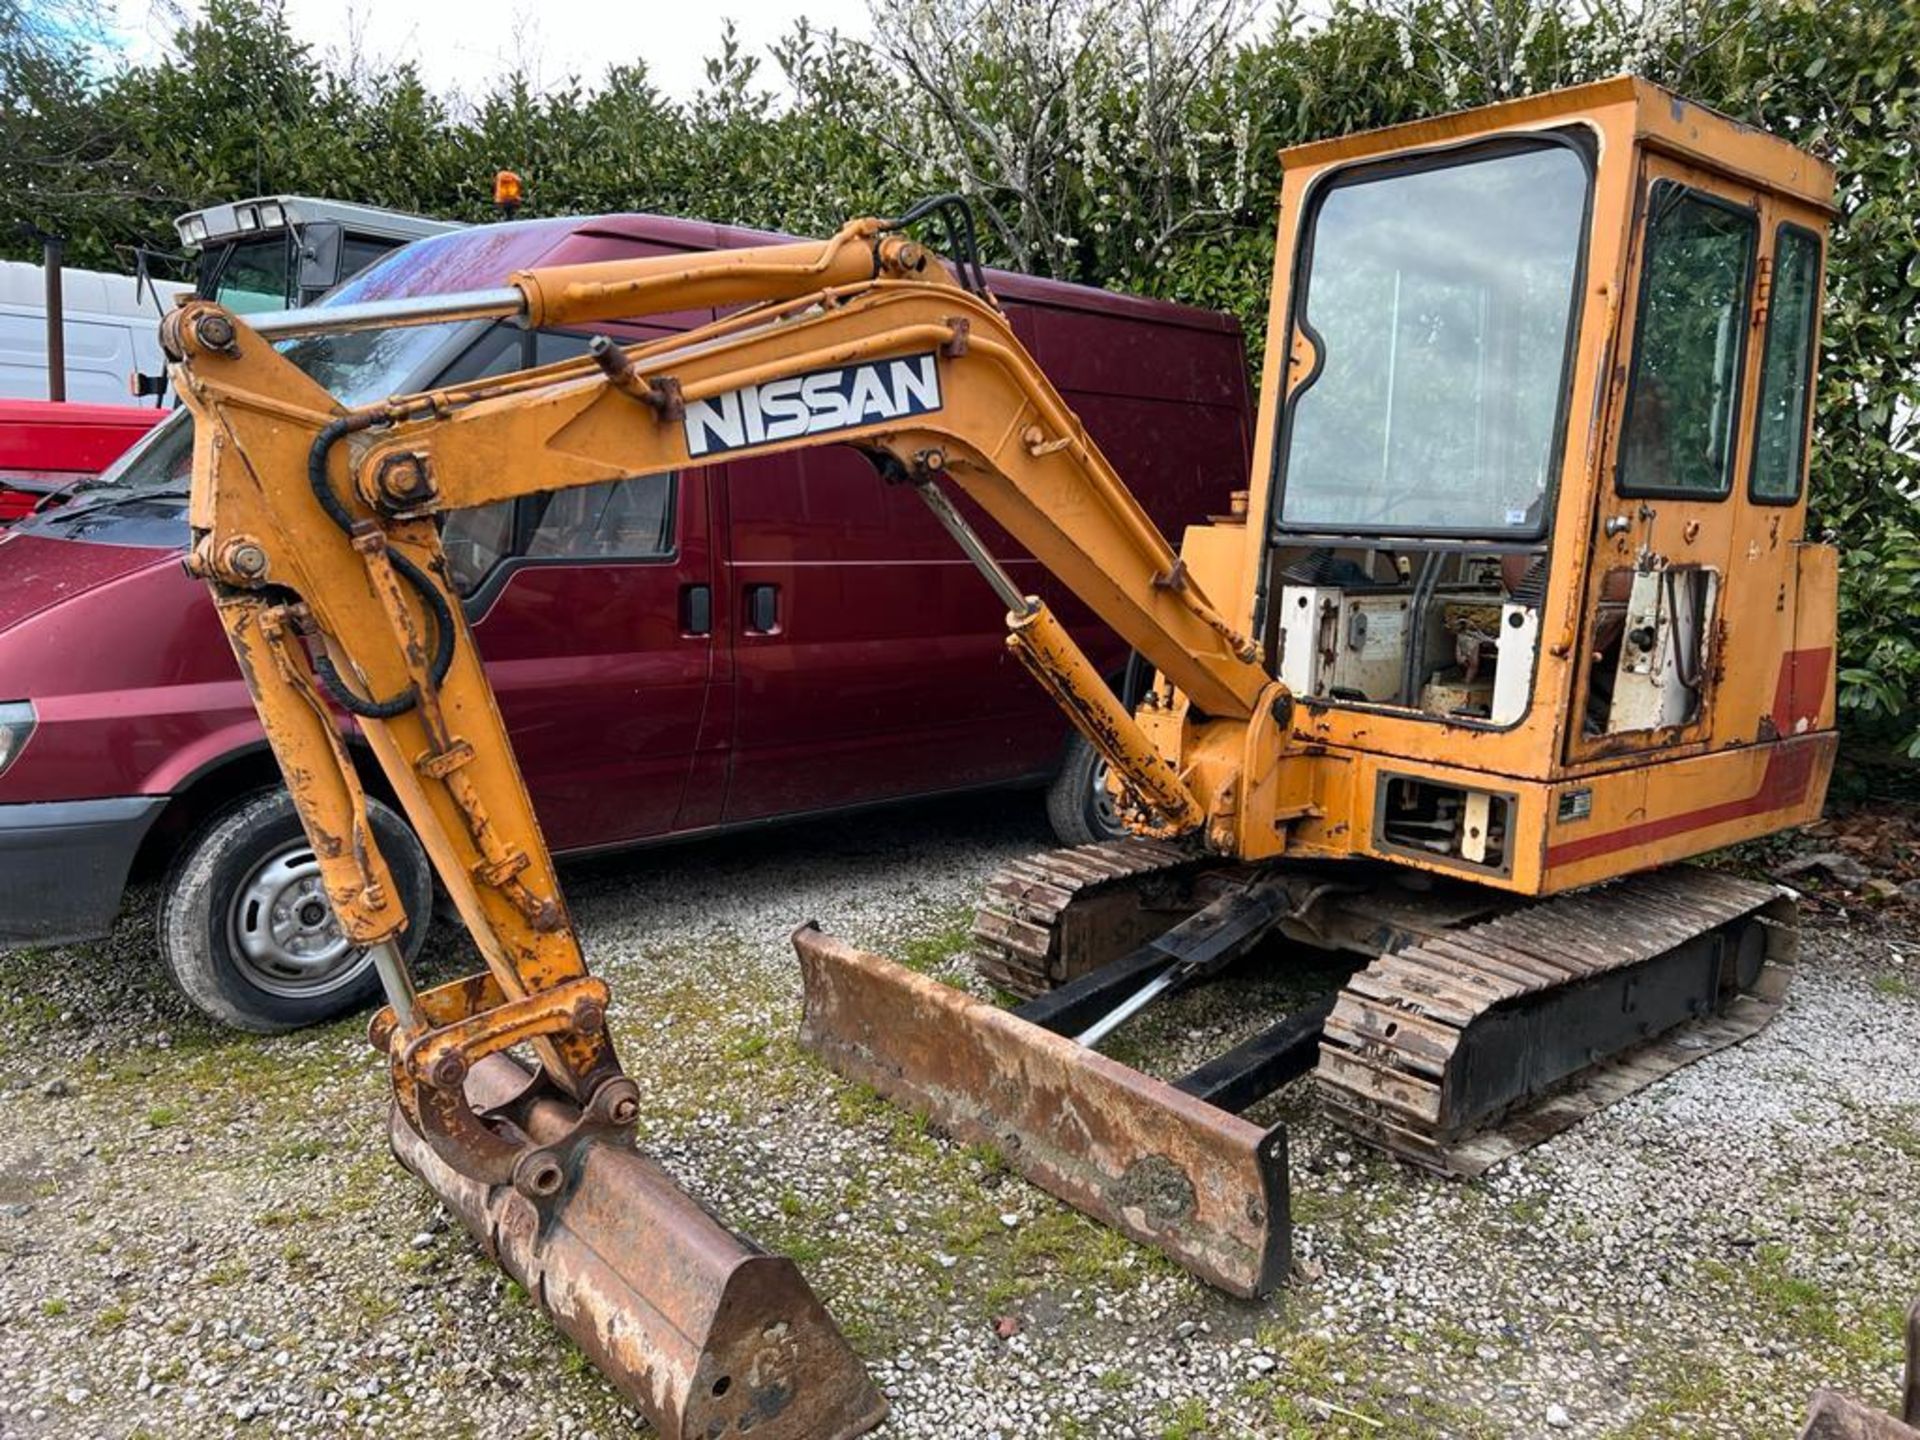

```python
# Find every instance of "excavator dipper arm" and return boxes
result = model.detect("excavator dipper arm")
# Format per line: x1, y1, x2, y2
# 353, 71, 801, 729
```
166, 216, 1278, 1437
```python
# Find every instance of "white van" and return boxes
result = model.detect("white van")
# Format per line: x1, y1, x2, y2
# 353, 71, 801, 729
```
0, 261, 186, 405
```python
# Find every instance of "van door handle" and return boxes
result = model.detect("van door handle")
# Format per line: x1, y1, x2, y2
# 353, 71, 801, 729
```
744, 583, 780, 634
680, 583, 712, 636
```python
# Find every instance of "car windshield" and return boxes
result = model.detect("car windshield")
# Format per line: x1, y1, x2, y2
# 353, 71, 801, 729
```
14, 319, 470, 545
1277, 139, 1591, 536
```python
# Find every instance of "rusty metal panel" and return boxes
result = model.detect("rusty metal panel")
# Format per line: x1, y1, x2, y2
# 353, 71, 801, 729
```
793, 924, 1288, 1298
392, 1055, 886, 1440
1799, 1394, 1920, 1440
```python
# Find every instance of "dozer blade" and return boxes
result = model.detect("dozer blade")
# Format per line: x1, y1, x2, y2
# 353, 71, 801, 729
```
390, 1052, 887, 1440
793, 923, 1289, 1297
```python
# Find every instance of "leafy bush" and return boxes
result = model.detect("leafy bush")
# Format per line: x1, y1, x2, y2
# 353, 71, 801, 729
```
3, 0, 1914, 751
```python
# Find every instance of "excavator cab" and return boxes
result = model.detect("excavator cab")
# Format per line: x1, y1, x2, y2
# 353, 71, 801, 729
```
1245, 86, 1836, 887
166, 78, 1837, 1438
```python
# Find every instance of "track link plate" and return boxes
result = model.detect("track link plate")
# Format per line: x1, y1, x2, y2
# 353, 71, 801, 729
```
1317, 865, 1797, 1176
971, 838, 1209, 996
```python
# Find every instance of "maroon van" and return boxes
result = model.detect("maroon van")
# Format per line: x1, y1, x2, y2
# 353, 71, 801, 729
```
0, 214, 1252, 1032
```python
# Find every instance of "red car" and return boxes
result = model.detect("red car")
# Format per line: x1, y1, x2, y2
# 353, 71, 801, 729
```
0, 214, 1251, 1032
0, 400, 165, 522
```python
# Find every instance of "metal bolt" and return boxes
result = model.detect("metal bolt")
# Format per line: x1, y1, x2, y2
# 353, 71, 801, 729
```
608, 1094, 639, 1127
571, 1000, 605, 1035
193, 312, 237, 355
429, 1053, 468, 1091
375, 452, 434, 508
223, 540, 269, 580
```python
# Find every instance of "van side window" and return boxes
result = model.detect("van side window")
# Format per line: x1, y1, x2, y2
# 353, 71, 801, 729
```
444, 502, 516, 594
1616, 183, 1756, 497
525, 476, 674, 559
437, 323, 524, 594
440, 327, 639, 591
1750, 225, 1821, 503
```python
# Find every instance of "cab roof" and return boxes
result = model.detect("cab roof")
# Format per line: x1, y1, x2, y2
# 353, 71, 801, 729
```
1279, 76, 1835, 212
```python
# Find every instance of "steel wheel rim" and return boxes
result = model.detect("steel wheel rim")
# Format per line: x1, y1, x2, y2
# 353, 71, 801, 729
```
1089, 756, 1123, 836
226, 841, 372, 998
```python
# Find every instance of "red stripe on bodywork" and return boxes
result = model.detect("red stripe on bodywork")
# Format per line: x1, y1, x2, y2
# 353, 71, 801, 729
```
1773, 645, 1832, 736
1546, 743, 1819, 867
1546, 648, 1832, 869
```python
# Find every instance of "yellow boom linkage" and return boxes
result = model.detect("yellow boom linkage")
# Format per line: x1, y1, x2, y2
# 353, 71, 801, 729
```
168, 211, 1273, 1438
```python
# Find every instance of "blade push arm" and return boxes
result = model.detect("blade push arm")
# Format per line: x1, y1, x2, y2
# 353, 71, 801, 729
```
166, 216, 1275, 1194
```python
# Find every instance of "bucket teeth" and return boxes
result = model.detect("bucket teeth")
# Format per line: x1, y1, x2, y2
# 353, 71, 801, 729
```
390, 1054, 886, 1440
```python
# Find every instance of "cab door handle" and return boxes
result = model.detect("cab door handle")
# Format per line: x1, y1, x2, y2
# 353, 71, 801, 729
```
744, 583, 780, 635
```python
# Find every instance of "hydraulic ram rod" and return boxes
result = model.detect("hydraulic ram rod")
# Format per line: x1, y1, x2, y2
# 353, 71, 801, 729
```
246, 225, 901, 339
248, 288, 525, 338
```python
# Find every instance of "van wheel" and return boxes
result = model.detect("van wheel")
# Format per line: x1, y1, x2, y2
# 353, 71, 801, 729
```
158, 789, 433, 1034
1046, 734, 1128, 846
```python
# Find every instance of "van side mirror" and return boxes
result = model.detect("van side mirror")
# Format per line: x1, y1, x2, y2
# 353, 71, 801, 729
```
296, 222, 345, 297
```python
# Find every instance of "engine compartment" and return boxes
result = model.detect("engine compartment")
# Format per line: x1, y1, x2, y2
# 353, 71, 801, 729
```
1271, 544, 1545, 724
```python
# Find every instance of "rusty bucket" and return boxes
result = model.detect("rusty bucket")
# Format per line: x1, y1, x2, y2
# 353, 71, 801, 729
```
390, 1053, 886, 1440
792, 923, 1289, 1297
1797, 1298, 1920, 1440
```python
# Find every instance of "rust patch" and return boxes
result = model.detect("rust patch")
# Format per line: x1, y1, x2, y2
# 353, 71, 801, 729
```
392, 1055, 886, 1440
793, 924, 1289, 1297
1112, 1153, 1198, 1225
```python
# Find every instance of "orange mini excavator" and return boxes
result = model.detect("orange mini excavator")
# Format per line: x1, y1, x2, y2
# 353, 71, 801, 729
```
167, 78, 1839, 1437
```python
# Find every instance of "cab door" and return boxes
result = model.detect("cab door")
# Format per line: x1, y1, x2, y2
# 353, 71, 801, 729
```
1569, 154, 1763, 760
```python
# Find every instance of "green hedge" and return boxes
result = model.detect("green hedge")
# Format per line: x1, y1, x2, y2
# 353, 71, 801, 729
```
3, 0, 1913, 754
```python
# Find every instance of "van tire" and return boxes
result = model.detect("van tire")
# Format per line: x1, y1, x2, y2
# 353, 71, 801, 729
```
158, 789, 433, 1034
1046, 734, 1128, 846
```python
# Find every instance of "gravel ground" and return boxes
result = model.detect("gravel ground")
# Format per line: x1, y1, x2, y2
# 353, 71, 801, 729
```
1, 792, 1916, 1440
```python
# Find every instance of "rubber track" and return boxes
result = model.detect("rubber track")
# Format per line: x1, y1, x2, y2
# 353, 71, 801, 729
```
1316, 865, 1794, 1177
970, 839, 1202, 997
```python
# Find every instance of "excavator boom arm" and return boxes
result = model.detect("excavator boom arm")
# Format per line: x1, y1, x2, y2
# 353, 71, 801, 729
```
175, 223, 1272, 963
165, 216, 1274, 1436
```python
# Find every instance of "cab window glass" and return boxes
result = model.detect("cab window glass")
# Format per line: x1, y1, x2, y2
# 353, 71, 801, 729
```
338, 237, 392, 281
1750, 226, 1820, 502
210, 237, 293, 313
1279, 139, 1591, 535
526, 477, 674, 559
1617, 184, 1756, 496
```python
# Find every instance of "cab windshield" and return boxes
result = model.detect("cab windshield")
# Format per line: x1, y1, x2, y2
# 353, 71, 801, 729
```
1277, 138, 1591, 536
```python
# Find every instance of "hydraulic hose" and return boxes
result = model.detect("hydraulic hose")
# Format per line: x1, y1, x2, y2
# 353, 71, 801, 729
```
304, 413, 458, 718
